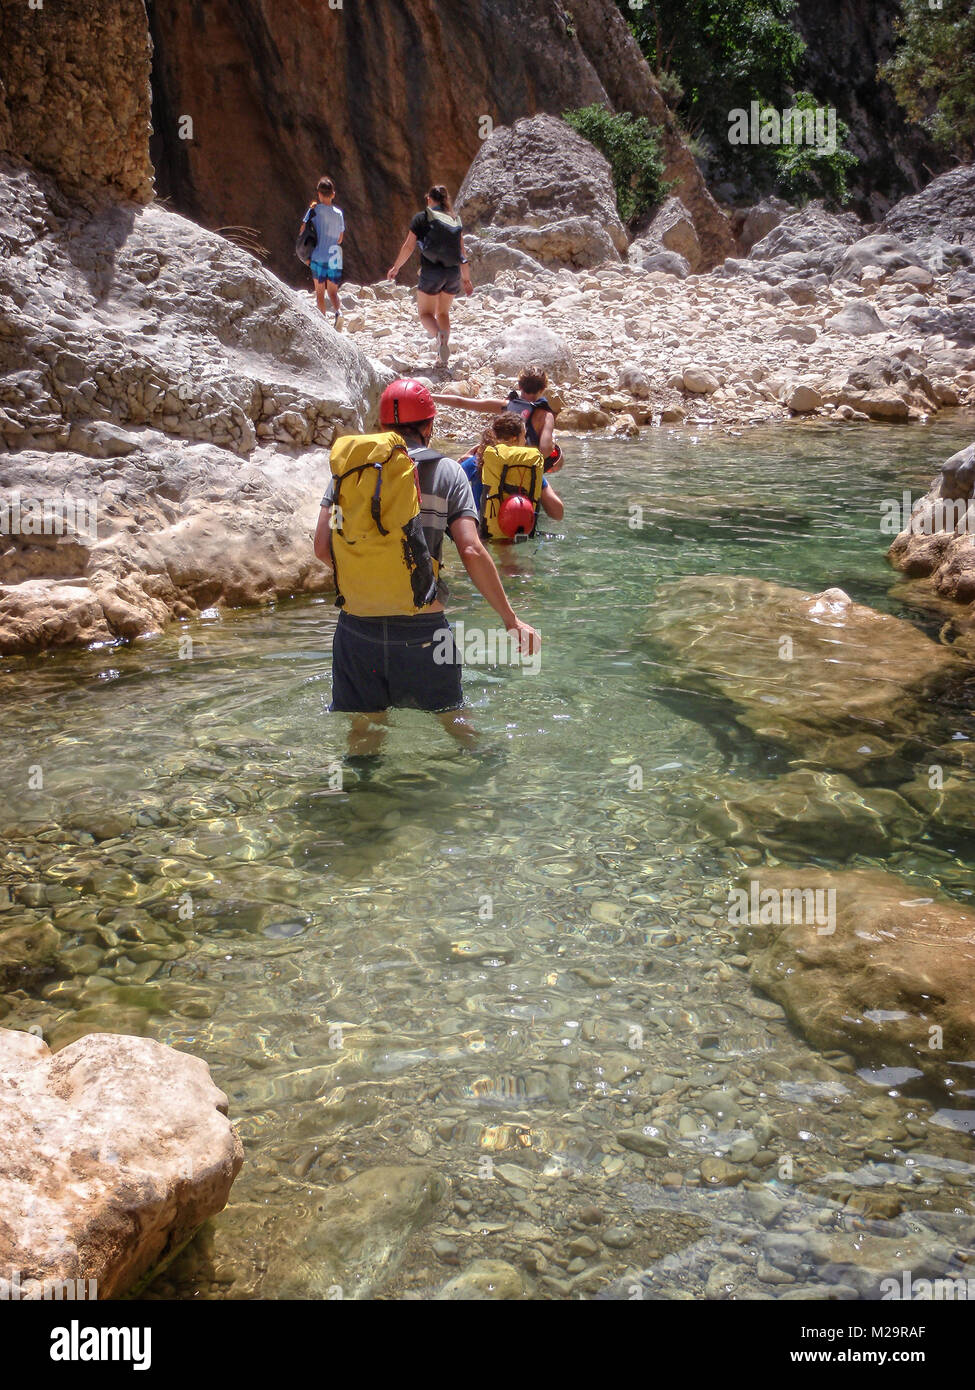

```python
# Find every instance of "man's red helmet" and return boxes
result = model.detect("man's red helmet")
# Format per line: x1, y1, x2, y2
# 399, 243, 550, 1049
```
380, 379, 436, 428
497, 494, 536, 538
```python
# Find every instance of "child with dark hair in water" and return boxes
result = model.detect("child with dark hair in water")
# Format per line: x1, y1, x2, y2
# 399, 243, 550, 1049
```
459, 415, 564, 521
433, 365, 563, 470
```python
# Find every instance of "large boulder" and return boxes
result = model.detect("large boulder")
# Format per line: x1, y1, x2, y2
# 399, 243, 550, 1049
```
463, 233, 547, 287
883, 164, 975, 250
834, 233, 927, 281
630, 196, 702, 272
888, 443, 975, 613
897, 304, 975, 347
825, 300, 890, 337
627, 247, 690, 278
474, 319, 579, 383
733, 197, 793, 255
0, 1029, 243, 1298
456, 115, 627, 271
821, 353, 941, 419
0, 160, 388, 653
488, 217, 621, 272
748, 203, 864, 277
740, 868, 975, 1085
641, 576, 960, 774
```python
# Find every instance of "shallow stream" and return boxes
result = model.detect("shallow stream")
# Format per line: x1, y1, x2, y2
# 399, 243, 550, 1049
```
3, 418, 974, 1299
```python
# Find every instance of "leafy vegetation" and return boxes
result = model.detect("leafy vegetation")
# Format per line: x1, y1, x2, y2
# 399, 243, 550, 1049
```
768, 93, 859, 203
880, 0, 975, 160
615, 0, 858, 203
563, 104, 670, 223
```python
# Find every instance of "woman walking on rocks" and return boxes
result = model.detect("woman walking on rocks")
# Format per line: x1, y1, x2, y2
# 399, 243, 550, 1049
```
387, 185, 472, 368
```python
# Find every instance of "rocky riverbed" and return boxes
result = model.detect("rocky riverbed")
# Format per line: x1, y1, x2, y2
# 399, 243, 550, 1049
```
333, 120, 974, 439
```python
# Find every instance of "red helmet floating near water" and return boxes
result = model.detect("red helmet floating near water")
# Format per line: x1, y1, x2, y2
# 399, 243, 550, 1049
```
380, 378, 436, 427
497, 494, 536, 538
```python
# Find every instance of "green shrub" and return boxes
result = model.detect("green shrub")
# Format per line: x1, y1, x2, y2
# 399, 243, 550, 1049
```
770, 93, 859, 203
880, 0, 975, 160
563, 104, 669, 224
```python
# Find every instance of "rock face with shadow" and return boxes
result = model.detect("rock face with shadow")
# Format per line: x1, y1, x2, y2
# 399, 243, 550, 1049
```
147, 0, 733, 283
0, 0, 390, 654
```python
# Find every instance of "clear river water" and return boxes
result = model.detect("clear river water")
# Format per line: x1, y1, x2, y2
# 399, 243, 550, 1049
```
3, 418, 974, 1300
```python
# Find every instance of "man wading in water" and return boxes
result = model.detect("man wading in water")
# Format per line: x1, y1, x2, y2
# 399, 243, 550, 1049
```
386, 186, 472, 368
314, 379, 540, 761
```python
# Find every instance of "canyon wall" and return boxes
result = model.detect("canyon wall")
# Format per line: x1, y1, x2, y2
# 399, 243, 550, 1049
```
793, 0, 951, 220
0, 0, 154, 204
147, 0, 734, 283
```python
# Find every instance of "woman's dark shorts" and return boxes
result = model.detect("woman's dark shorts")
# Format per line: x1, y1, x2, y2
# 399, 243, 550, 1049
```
330, 612, 463, 713
417, 260, 461, 296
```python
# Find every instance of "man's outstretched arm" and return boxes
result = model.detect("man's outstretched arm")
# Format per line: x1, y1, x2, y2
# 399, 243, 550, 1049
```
448, 516, 540, 654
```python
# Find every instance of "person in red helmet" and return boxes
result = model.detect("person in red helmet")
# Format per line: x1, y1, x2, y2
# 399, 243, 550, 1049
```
314, 378, 540, 757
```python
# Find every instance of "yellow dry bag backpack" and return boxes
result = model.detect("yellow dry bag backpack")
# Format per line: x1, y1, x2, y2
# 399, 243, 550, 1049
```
478, 443, 545, 540
328, 431, 438, 616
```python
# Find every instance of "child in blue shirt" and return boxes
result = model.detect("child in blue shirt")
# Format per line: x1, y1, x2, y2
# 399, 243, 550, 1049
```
300, 177, 345, 326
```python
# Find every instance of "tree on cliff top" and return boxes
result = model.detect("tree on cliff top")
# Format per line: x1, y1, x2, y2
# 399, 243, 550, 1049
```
618, 0, 806, 122
880, 0, 975, 161
614, 0, 858, 203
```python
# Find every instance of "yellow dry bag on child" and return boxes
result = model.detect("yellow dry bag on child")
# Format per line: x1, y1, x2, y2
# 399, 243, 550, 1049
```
478, 443, 544, 540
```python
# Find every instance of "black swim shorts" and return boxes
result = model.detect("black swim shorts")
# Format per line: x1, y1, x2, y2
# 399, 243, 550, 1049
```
330, 611, 463, 713
417, 260, 461, 296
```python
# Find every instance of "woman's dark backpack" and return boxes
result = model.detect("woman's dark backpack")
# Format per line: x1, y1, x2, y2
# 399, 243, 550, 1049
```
420, 206, 463, 267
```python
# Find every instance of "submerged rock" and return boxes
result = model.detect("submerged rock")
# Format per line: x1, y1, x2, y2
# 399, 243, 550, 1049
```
740, 868, 975, 1085
436, 1257, 525, 1300
262, 1165, 446, 1299
0, 1029, 243, 1298
642, 575, 960, 772
700, 769, 924, 858
0, 920, 60, 991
